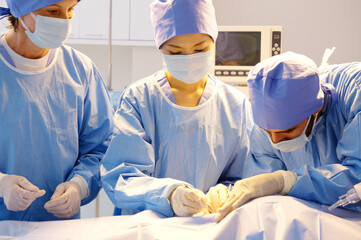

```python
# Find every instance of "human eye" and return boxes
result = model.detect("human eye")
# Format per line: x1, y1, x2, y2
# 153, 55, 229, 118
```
47, 9, 59, 15
194, 48, 207, 53
169, 51, 182, 55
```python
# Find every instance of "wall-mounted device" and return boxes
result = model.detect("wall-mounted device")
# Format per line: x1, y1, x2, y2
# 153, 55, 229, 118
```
214, 26, 282, 86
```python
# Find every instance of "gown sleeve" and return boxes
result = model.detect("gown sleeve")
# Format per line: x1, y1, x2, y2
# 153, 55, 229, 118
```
101, 90, 188, 217
66, 65, 114, 205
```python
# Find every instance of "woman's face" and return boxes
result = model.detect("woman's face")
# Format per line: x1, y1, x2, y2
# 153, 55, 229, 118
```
21, 0, 77, 32
161, 33, 214, 55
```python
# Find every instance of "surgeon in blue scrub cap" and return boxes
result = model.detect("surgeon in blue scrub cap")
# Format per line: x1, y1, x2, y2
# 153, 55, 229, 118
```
216, 51, 361, 221
101, 0, 253, 217
0, 0, 113, 221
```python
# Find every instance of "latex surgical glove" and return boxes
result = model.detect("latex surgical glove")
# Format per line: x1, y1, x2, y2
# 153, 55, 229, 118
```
169, 185, 208, 217
206, 184, 230, 213
215, 170, 297, 222
0, 173, 46, 211
44, 181, 83, 219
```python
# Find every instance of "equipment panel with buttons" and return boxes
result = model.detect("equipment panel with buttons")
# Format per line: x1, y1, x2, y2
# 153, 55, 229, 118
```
215, 70, 249, 77
271, 31, 281, 56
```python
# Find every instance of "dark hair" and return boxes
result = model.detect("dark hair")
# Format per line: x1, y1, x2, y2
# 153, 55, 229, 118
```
8, 15, 19, 32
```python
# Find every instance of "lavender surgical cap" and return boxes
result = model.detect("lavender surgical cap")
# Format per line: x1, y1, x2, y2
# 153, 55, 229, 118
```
1, 0, 81, 18
150, 0, 218, 49
247, 52, 324, 130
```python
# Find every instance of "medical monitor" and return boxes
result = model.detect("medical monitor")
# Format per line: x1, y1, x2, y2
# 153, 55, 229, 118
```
214, 26, 282, 86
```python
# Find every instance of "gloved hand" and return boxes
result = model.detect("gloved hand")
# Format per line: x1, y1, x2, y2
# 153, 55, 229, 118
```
0, 174, 45, 211
169, 185, 208, 217
44, 181, 82, 219
206, 184, 230, 213
215, 170, 297, 222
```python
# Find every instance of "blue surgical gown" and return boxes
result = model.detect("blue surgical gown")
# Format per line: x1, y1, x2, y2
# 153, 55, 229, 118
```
0, 45, 114, 221
244, 62, 361, 212
101, 71, 253, 217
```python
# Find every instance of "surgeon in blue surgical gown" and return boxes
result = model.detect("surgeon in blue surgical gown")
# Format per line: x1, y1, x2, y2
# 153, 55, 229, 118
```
216, 51, 361, 221
0, 0, 113, 221
101, 0, 253, 217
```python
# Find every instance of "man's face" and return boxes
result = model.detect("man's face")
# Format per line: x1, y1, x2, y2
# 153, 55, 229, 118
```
263, 117, 309, 144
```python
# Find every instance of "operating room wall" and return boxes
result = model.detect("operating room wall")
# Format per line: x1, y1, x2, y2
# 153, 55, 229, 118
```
68, 0, 361, 92
212, 0, 361, 65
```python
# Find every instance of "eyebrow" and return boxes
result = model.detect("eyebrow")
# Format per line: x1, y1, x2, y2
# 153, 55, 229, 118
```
166, 44, 182, 49
194, 40, 207, 46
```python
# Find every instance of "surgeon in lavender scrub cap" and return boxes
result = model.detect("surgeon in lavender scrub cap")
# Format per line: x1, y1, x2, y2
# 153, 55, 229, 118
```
216, 51, 361, 221
101, 0, 253, 218
0, 0, 113, 221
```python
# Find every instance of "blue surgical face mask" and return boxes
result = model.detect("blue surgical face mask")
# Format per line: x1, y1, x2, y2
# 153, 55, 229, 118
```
20, 13, 72, 49
162, 50, 214, 84
264, 114, 318, 152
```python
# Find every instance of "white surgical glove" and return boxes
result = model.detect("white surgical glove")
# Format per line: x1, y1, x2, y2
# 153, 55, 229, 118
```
206, 184, 230, 213
215, 170, 297, 222
169, 185, 208, 217
0, 173, 46, 211
44, 175, 88, 219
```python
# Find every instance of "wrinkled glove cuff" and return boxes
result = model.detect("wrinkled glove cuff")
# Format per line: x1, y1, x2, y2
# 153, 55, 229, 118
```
70, 175, 89, 200
168, 183, 193, 199
279, 171, 297, 195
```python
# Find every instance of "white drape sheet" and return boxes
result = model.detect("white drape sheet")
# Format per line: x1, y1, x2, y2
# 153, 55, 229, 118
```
1, 196, 360, 240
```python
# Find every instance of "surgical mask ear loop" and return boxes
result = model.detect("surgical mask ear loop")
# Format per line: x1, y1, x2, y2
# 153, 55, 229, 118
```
19, 12, 37, 33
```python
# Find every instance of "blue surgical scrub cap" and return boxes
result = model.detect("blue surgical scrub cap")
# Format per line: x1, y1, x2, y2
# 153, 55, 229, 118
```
247, 52, 324, 130
0, 0, 81, 18
216, 32, 246, 64
150, 0, 218, 49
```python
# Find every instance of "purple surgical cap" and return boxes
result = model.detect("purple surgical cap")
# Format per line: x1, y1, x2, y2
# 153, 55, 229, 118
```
150, 0, 218, 49
247, 52, 324, 130
216, 32, 246, 64
0, 0, 81, 18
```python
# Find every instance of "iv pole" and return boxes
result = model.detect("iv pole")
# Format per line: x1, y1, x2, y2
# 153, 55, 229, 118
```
107, 0, 113, 91
96, 0, 113, 218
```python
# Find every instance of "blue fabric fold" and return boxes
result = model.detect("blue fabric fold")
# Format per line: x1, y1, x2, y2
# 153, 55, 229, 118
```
0, 7, 11, 20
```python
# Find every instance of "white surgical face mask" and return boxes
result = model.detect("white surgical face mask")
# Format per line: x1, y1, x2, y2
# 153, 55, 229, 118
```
20, 13, 72, 49
162, 50, 214, 84
265, 114, 318, 152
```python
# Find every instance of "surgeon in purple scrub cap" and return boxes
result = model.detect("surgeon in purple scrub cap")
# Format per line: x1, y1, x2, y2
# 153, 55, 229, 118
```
216, 51, 361, 221
101, 0, 253, 218
0, 0, 113, 221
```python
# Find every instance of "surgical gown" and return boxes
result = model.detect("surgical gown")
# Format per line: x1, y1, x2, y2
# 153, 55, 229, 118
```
101, 71, 252, 217
244, 62, 361, 212
0, 44, 114, 221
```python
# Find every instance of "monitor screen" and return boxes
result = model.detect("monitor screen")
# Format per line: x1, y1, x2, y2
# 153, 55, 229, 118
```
215, 31, 261, 66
